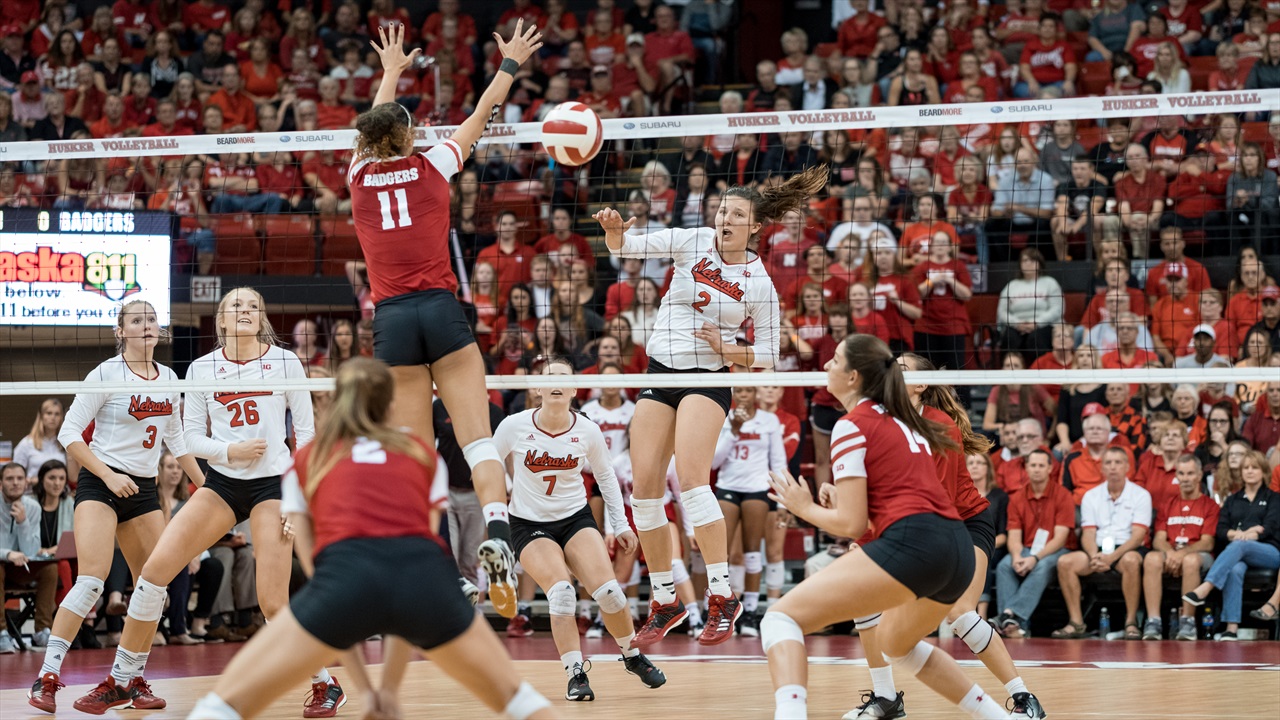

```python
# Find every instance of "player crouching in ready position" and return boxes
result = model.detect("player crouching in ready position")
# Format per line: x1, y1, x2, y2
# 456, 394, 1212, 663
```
188, 358, 555, 720
492, 357, 666, 701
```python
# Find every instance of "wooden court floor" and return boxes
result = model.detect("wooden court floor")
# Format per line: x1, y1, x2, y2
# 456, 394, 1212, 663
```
2, 649, 1277, 719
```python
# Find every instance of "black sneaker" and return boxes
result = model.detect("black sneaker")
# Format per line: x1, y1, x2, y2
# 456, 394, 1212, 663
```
566, 661, 594, 701
1007, 691, 1048, 720
622, 652, 666, 688
842, 691, 906, 720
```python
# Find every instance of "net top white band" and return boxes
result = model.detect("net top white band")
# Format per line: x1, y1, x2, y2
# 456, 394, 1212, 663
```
2, 90, 1274, 162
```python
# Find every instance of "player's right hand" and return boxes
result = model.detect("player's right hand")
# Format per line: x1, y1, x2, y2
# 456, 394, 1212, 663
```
229, 438, 268, 464
105, 471, 139, 498
592, 207, 637, 234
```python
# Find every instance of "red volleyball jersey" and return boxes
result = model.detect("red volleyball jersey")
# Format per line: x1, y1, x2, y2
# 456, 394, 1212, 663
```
923, 405, 989, 520
1156, 494, 1219, 547
348, 140, 464, 304
830, 399, 962, 536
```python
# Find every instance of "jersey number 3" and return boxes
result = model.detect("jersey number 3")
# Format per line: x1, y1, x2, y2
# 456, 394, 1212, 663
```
378, 189, 412, 230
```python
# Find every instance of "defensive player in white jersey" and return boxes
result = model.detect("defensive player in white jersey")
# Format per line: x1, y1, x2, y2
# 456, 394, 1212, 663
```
711, 386, 787, 636
29, 300, 204, 715
579, 363, 635, 529
89, 287, 345, 719
592, 164, 828, 647
492, 358, 666, 702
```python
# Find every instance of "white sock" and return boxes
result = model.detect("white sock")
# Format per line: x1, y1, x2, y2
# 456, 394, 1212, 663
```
191, 692, 242, 719
616, 632, 639, 657
707, 562, 731, 597
870, 666, 896, 699
1004, 677, 1028, 697
744, 591, 760, 613
40, 635, 72, 677
561, 651, 583, 677
628, 597, 639, 619
687, 602, 703, 626
729, 564, 746, 594
650, 571, 676, 605
312, 667, 333, 685
110, 648, 148, 685
959, 684, 1005, 720
774, 685, 808, 720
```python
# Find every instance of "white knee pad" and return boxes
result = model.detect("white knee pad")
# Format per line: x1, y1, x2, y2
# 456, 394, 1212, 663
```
126, 578, 168, 622
462, 438, 503, 470
744, 551, 763, 575
689, 549, 705, 574
671, 558, 690, 586
887, 641, 934, 676
760, 611, 805, 653
853, 613, 881, 631
504, 681, 551, 720
592, 580, 627, 614
631, 496, 668, 532
765, 561, 786, 591
547, 581, 576, 617
953, 610, 995, 655
59, 575, 104, 618
680, 485, 723, 528
189, 692, 242, 719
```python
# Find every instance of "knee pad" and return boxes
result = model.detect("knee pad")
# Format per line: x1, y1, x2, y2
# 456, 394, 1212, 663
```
760, 611, 805, 653
729, 564, 745, 594
504, 681, 551, 720
592, 580, 628, 614
681, 485, 723, 528
547, 581, 576, 617
462, 438, 503, 470
189, 692, 242, 720
887, 640, 934, 676
689, 549, 705, 575
126, 578, 168, 623
765, 561, 786, 591
744, 551, 763, 575
854, 613, 881, 631
631, 496, 669, 532
59, 576, 104, 618
953, 610, 995, 655
671, 558, 690, 586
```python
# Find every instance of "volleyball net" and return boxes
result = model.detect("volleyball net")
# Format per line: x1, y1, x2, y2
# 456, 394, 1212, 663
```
0, 88, 1278, 423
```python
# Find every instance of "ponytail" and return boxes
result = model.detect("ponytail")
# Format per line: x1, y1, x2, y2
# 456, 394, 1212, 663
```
901, 352, 993, 456
724, 164, 829, 250
841, 335, 957, 454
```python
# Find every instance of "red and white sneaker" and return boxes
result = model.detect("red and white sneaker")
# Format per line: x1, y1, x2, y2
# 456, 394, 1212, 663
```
303, 679, 347, 718
506, 614, 534, 638
699, 593, 743, 646
629, 599, 688, 649
27, 672, 63, 714
127, 676, 167, 710
72, 676, 133, 715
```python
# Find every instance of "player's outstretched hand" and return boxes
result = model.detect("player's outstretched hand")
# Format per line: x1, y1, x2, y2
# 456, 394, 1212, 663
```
371, 23, 420, 75
494, 18, 544, 66
592, 207, 637, 234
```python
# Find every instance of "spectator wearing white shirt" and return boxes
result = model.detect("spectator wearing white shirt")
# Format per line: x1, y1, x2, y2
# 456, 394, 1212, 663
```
12, 399, 69, 488
825, 194, 896, 251
0, 462, 57, 653
997, 248, 1063, 358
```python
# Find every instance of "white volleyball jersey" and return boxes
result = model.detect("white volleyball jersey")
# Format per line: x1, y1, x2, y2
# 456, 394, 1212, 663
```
615, 227, 781, 371
59, 356, 188, 478
711, 409, 787, 493
493, 409, 628, 533
579, 399, 635, 459
183, 345, 315, 479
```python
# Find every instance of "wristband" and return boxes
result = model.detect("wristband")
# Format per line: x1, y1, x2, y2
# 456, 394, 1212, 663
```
499, 57, 520, 76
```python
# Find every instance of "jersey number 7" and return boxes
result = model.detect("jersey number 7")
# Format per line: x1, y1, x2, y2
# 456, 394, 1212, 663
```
541, 474, 557, 495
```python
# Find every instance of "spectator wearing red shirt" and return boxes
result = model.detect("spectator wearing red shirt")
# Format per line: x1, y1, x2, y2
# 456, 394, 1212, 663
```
1241, 383, 1280, 452
1139, 454, 1218, 641
745, 59, 784, 111
1114, 144, 1165, 259
535, 207, 593, 270
1227, 259, 1267, 345
421, 0, 477, 47
279, 8, 327, 72
995, 418, 1062, 495
540, 0, 581, 58
476, 210, 537, 297
314, 76, 356, 129
206, 152, 289, 215
1131, 14, 1191, 77
604, 257, 644, 319
1030, 323, 1076, 403
899, 195, 961, 266
303, 148, 351, 215
763, 210, 817, 306
255, 151, 308, 213
846, 282, 892, 344
1101, 314, 1159, 372
786, 245, 849, 317
1161, 0, 1204, 52
644, 3, 694, 96
367, 0, 414, 44
240, 38, 285, 104
996, 0, 1045, 50
1136, 422, 1191, 513
584, 11, 626, 67
983, 352, 1057, 432
1148, 227, 1211, 301
121, 72, 156, 127
946, 52, 1002, 103
425, 17, 477, 76
142, 99, 194, 139
183, 0, 232, 36
64, 63, 105, 123
497, 0, 547, 35
1062, 410, 1120, 504
854, 237, 923, 352
88, 93, 130, 138
1081, 259, 1148, 329
81, 7, 125, 62
910, 233, 972, 398
577, 65, 624, 118
1209, 41, 1250, 91
1015, 14, 1078, 98
1151, 269, 1200, 365
837, 0, 887, 59
207, 64, 258, 132
111, 0, 152, 49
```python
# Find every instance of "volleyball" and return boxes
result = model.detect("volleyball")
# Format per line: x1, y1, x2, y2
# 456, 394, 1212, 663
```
541, 102, 603, 167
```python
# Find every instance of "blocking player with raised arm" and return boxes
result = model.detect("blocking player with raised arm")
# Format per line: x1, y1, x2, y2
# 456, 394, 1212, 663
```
28, 300, 204, 715
764, 334, 1008, 720
188, 357, 557, 720
591, 164, 828, 647
345, 20, 542, 621
492, 358, 666, 702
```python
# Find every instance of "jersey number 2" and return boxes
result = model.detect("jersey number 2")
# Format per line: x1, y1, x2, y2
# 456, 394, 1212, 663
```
378, 189, 412, 230
692, 291, 711, 313
228, 400, 260, 428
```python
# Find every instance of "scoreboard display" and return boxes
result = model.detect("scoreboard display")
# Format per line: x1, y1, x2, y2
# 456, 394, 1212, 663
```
0, 208, 172, 326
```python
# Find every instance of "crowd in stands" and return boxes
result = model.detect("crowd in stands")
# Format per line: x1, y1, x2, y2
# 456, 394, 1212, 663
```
4, 0, 1280, 649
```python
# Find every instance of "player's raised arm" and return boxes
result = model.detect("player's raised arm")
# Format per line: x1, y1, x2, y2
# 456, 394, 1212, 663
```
449, 19, 542, 162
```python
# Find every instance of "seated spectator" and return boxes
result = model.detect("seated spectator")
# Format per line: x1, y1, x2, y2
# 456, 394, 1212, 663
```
1050, 344, 1102, 449
1248, 285, 1280, 351
827, 194, 896, 252
837, 0, 885, 60
1148, 41, 1191, 94
207, 64, 257, 133
1150, 227, 1212, 301
255, 151, 310, 214
0, 462, 58, 652
762, 131, 821, 179
29, 91, 87, 141
619, 276, 660, 348
206, 151, 289, 215
1039, 121, 1085, 188
88, 93, 129, 138
239, 38, 284, 105
784, 243, 845, 316
644, 4, 694, 110
1144, 116, 1198, 181
477, 210, 537, 297
1115, 144, 1166, 259
1029, 323, 1076, 404
846, 281, 891, 343
148, 157, 216, 273
983, 352, 1056, 432
302, 149, 352, 216
1053, 447, 1153, 639
1137, 421, 1192, 511
1152, 270, 1200, 366
551, 277, 603, 353
910, 231, 972, 388
1183, 450, 1280, 640
314, 77, 355, 129
187, 31, 236, 98
1051, 155, 1107, 262
1196, 400, 1240, 475
1140, 453, 1219, 641
1102, 313, 1160, 370
1087, 0, 1147, 62
13, 399, 66, 486
987, 147, 1054, 263
1229, 258, 1271, 344
1063, 407, 1121, 502
1236, 331, 1275, 413
775, 27, 809, 86
996, 448, 1074, 638
675, 163, 710, 229
887, 48, 941, 106
791, 56, 836, 111
470, 261, 500, 350
639, 161, 676, 226
945, 155, 992, 263
853, 236, 921, 352
997, 417, 1060, 494
1176, 291, 1236, 359
1243, 31, 1280, 89
1101, 380, 1148, 454
535, 208, 592, 270
1016, 14, 1077, 98
1226, 142, 1280, 254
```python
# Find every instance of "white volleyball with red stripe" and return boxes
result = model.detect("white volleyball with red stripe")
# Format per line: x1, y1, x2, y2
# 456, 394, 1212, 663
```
541, 102, 603, 167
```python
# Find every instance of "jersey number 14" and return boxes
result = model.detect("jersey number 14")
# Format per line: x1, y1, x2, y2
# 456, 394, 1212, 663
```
378, 189, 412, 230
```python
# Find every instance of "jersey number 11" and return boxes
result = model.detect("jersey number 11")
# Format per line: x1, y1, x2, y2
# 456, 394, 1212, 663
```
378, 189, 412, 229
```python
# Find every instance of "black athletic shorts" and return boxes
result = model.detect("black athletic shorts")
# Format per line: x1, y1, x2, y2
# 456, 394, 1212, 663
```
861, 513, 975, 605
636, 358, 732, 415
715, 487, 777, 511
510, 503, 599, 558
374, 288, 475, 366
291, 536, 474, 651
75, 467, 161, 522
809, 403, 844, 435
203, 468, 282, 525
964, 509, 997, 561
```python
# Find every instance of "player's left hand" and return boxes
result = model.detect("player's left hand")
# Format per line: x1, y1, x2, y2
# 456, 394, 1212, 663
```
768, 469, 813, 517
280, 515, 295, 539
616, 530, 638, 555
693, 322, 724, 354
494, 18, 544, 66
